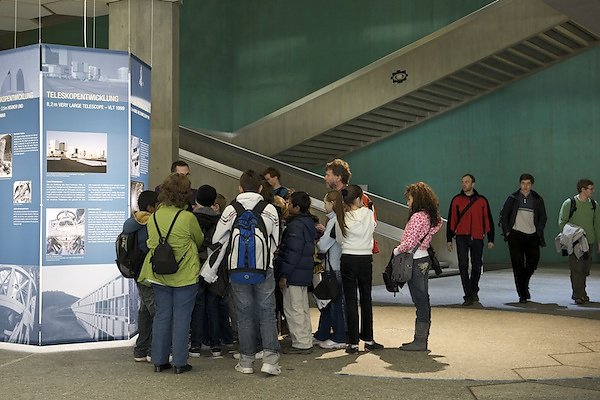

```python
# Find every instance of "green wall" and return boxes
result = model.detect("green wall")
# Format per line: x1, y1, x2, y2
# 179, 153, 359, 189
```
180, 0, 493, 132
342, 47, 600, 264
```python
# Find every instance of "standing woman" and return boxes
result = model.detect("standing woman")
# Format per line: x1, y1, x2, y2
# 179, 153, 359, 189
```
335, 185, 381, 353
394, 182, 442, 351
314, 190, 346, 349
137, 173, 204, 374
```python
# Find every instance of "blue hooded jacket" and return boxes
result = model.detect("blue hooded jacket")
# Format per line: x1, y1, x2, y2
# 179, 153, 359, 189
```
274, 213, 316, 286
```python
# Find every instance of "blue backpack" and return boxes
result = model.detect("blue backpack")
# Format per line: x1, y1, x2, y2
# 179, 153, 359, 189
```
228, 200, 271, 284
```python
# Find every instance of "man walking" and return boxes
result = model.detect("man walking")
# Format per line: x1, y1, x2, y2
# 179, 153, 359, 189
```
558, 179, 600, 304
499, 173, 547, 303
446, 174, 494, 306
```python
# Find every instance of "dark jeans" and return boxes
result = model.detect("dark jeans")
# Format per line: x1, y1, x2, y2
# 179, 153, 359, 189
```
314, 271, 346, 344
455, 236, 484, 300
507, 230, 540, 299
134, 283, 155, 357
407, 256, 431, 323
190, 281, 207, 348
569, 252, 592, 300
341, 254, 373, 345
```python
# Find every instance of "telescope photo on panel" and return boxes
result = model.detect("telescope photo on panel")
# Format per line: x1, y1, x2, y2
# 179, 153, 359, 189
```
0, 264, 39, 345
45, 208, 85, 256
46, 131, 107, 173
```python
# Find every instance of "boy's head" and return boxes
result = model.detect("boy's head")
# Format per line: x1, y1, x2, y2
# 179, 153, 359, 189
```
196, 184, 217, 207
214, 194, 226, 213
138, 190, 158, 212
289, 191, 311, 215
239, 170, 262, 193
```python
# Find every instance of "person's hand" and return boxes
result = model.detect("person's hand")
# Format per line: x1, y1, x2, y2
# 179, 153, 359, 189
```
447, 242, 453, 252
393, 247, 400, 256
315, 223, 326, 233
488, 242, 494, 249
279, 277, 287, 290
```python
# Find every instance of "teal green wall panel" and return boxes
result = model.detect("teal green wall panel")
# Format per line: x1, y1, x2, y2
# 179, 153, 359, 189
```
180, 0, 492, 131
342, 47, 600, 264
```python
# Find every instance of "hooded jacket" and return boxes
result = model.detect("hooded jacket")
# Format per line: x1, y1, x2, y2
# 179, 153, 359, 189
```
335, 207, 375, 255
122, 211, 151, 253
195, 206, 221, 262
274, 213, 317, 286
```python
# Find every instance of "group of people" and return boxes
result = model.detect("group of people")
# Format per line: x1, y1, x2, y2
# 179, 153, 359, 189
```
123, 159, 599, 377
447, 173, 599, 306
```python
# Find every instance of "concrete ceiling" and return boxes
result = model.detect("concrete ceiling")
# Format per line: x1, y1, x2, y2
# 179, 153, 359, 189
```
0, 0, 109, 33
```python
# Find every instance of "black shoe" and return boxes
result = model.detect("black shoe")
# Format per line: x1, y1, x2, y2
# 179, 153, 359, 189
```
575, 298, 584, 305
345, 345, 359, 354
526, 289, 531, 300
462, 298, 474, 306
473, 293, 479, 302
518, 298, 527, 304
154, 363, 172, 372
364, 341, 384, 351
283, 346, 313, 355
174, 364, 193, 374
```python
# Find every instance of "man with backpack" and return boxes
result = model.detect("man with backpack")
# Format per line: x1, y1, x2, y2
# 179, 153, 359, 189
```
558, 179, 600, 305
120, 190, 158, 363
446, 174, 494, 306
212, 170, 281, 376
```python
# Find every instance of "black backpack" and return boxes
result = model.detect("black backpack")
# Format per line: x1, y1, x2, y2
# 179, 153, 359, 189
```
115, 230, 145, 279
150, 210, 184, 275
568, 197, 597, 221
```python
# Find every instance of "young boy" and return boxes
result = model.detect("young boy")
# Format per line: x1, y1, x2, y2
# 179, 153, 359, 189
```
275, 191, 317, 354
122, 190, 158, 363
212, 170, 281, 375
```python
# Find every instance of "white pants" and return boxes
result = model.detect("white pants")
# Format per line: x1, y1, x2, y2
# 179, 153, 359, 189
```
282, 285, 313, 349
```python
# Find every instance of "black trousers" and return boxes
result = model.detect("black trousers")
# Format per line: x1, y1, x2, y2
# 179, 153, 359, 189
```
341, 254, 373, 345
455, 235, 484, 300
507, 230, 540, 300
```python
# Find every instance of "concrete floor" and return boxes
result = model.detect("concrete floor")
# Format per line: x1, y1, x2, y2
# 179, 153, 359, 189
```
1, 267, 599, 400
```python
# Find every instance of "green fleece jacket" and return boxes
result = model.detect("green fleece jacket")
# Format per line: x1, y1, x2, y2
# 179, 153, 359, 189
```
137, 204, 204, 287
558, 196, 600, 244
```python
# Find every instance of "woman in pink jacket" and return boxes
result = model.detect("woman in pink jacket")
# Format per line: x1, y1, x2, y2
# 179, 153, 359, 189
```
394, 182, 442, 351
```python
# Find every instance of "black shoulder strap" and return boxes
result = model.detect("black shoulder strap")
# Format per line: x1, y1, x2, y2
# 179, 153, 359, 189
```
252, 200, 269, 216
232, 201, 245, 218
453, 195, 478, 231
154, 209, 183, 241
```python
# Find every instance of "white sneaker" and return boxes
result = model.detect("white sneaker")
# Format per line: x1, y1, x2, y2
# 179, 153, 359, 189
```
133, 356, 147, 362
261, 362, 281, 376
144, 355, 171, 363
319, 339, 346, 349
235, 363, 254, 374
233, 350, 264, 360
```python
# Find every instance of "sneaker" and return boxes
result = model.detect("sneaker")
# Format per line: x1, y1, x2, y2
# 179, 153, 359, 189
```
575, 298, 584, 305
189, 347, 203, 358
462, 298, 474, 306
345, 345, 359, 354
233, 351, 264, 360
234, 363, 254, 374
261, 362, 281, 376
282, 346, 313, 355
211, 347, 222, 357
364, 341, 384, 351
134, 356, 148, 362
318, 339, 346, 349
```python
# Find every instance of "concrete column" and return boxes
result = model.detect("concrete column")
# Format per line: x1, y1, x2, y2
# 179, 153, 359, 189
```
108, 0, 180, 188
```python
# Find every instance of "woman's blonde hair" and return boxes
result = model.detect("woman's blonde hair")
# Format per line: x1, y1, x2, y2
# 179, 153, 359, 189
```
325, 190, 347, 237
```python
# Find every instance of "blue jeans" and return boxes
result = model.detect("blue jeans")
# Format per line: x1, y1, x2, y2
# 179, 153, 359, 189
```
407, 256, 431, 323
314, 271, 346, 343
151, 283, 198, 368
231, 268, 279, 368
455, 235, 484, 300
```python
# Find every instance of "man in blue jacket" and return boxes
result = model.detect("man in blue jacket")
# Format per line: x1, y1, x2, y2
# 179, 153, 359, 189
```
275, 191, 317, 354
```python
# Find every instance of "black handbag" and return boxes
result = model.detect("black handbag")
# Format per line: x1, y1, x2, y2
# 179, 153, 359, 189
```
428, 246, 442, 276
312, 252, 338, 301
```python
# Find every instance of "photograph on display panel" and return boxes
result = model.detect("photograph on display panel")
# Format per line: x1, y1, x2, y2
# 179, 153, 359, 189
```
0, 265, 39, 345
13, 180, 32, 204
0, 134, 12, 178
45, 208, 85, 256
41, 264, 138, 344
130, 180, 144, 214
46, 131, 107, 173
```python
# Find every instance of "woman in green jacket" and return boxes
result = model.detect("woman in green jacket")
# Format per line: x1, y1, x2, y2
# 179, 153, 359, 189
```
138, 173, 203, 374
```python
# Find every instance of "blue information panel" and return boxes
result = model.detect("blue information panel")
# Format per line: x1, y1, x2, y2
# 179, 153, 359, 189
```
0, 45, 150, 346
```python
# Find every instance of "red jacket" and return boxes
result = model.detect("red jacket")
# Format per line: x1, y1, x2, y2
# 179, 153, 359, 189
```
446, 190, 494, 242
